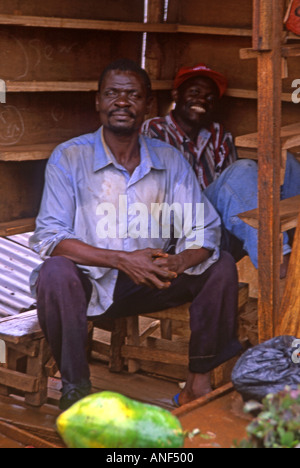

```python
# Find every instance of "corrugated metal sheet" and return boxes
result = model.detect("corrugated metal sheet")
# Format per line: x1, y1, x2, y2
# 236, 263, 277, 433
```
0, 233, 42, 317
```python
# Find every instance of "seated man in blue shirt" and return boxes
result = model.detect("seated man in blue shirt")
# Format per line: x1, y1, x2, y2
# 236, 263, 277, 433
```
30, 59, 241, 410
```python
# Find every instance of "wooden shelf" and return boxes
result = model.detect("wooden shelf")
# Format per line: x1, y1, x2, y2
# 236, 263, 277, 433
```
0, 218, 36, 237
235, 122, 300, 151
0, 14, 175, 33
5, 80, 174, 93
3, 82, 294, 103
0, 144, 56, 162
176, 24, 252, 37
238, 195, 300, 233
240, 44, 300, 59
0, 13, 252, 37
281, 44, 300, 58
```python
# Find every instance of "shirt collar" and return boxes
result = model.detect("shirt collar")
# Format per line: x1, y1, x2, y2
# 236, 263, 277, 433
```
93, 126, 166, 174
168, 111, 212, 149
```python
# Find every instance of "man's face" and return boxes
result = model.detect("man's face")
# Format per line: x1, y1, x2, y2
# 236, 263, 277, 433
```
172, 76, 219, 128
96, 70, 152, 136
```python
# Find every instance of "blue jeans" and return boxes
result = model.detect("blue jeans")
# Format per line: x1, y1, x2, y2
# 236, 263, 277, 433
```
204, 153, 300, 268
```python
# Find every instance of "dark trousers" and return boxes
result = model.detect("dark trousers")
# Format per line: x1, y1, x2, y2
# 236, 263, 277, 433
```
36, 252, 242, 393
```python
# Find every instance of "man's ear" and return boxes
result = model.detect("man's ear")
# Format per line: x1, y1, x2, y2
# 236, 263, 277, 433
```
171, 89, 179, 103
146, 95, 154, 115
95, 92, 100, 112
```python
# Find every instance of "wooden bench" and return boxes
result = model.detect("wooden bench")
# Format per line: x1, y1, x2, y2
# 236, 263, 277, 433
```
0, 311, 128, 406
0, 311, 53, 406
109, 283, 249, 388
0, 284, 249, 406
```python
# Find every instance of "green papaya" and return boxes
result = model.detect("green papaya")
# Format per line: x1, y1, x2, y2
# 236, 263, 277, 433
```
56, 391, 185, 448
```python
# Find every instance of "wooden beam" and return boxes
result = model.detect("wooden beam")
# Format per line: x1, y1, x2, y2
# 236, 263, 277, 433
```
0, 420, 61, 449
177, 25, 252, 36
0, 218, 36, 236
0, 144, 55, 162
235, 122, 300, 150
0, 14, 254, 37
253, 0, 273, 50
238, 195, 300, 233
0, 368, 38, 393
3, 81, 294, 102
0, 14, 177, 33
256, 0, 285, 341
241, 45, 300, 59
276, 212, 300, 337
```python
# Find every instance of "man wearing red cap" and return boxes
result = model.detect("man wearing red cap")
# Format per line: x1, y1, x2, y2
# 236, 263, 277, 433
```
142, 63, 300, 273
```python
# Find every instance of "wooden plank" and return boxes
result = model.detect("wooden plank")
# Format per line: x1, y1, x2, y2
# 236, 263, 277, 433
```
252, 0, 273, 50
6, 341, 40, 358
121, 344, 189, 366
235, 122, 300, 149
281, 44, 300, 58
0, 14, 177, 32
0, 14, 253, 36
0, 311, 43, 344
0, 420, 60, 449
5, 80, 174, 93
238, 195, 300, 233
0, 218, 36, 236
241, 45, 300, 59
0, 367, 38, 393
143, 303, 191, 323
5, 82, 293, 102
0, 144, 55, 162
177, 25, 252, 36
277, 212, 300, 337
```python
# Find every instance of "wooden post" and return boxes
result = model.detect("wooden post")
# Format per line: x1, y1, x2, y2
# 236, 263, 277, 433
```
144, 0, 165, 117
253, 0, 273, 50
276, 212, 300, 337
256, 0, 285, 341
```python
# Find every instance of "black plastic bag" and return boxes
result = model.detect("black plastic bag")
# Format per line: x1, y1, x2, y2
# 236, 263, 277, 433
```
231, 335, 300, 402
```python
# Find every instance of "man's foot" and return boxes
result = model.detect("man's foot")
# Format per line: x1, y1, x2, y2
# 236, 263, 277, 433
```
59, 384, 91, 411
174, 372, 212, 407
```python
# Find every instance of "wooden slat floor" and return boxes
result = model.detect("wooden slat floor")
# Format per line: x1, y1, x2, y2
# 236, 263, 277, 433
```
0, 361, 251, 448
0, 356, 182, 448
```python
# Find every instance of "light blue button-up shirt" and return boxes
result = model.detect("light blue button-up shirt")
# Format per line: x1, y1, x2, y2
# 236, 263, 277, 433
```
29, 127, 221, 317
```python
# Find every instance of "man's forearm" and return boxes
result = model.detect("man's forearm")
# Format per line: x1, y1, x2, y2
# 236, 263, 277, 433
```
51, 239, 177, 289
175, 247, 213, 273
153, 247, 213, 275
51, 239, 122, 269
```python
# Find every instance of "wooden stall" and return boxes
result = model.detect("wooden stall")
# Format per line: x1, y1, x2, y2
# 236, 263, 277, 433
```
0, 0, 299, 359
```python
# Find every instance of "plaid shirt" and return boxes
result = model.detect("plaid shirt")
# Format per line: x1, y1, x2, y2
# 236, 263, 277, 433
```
142, 111, 237, 191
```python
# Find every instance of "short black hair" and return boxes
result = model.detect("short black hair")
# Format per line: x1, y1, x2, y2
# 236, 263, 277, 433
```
98, 58, 152, 97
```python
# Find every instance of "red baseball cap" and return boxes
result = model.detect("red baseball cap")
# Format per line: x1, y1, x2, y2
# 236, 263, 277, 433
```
173, 63, 228, 97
